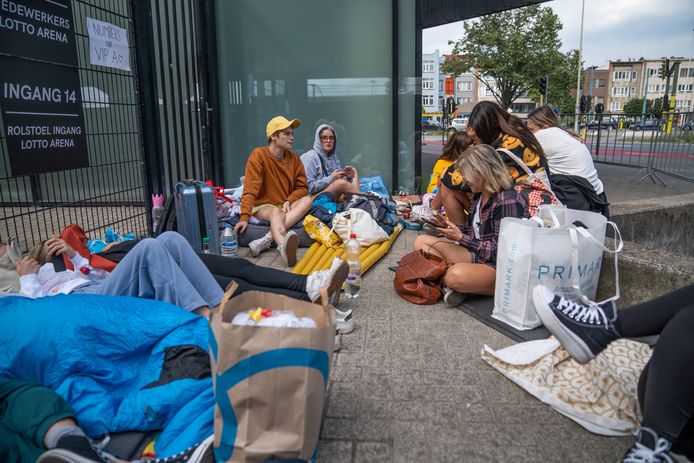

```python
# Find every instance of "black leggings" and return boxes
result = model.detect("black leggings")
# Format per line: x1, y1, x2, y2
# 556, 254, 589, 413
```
197, 254, 309, 301
617, 284, 694, 456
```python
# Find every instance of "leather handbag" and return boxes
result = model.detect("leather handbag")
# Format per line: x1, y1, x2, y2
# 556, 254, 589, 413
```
393, 250, 448, 304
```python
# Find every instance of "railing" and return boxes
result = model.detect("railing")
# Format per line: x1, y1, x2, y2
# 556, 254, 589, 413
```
558, 111, 694, 184
1, 0, 149, 252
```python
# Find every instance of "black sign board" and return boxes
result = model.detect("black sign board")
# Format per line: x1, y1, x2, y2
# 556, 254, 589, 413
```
0, 56, 88, 176
0, 0, 77, 66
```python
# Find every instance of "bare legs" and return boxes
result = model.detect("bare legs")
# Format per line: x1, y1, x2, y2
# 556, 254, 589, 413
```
413, 234, 496, 295
437, 184, 471, 225
255, 196, 312, 245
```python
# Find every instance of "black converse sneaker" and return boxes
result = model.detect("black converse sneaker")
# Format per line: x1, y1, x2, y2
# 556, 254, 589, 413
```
621, 427, 673, 463
37, 435, 108, 463
153, 434, 214, 463
532, 285, 620, 364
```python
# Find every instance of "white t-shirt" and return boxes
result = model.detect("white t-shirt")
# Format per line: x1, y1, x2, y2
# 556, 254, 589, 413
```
534, 127, 603, 195
472, 199, 482, 239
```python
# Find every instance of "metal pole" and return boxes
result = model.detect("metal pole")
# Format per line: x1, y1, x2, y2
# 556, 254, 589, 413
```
573, 0, 586, 132
642, 68, 650, 117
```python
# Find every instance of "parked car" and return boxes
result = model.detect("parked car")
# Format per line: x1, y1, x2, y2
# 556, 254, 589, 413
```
451, 117, 468, 131
629, 120, 660, 131
421, 120, 442, 131
582, 118, 618, 130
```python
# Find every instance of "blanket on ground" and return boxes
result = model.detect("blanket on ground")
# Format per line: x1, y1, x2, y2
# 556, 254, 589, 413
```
0, 294, 214, 457
482, 337, 651, 436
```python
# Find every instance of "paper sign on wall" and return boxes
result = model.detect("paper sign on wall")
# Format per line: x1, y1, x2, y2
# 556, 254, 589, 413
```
86, 18, 130, 71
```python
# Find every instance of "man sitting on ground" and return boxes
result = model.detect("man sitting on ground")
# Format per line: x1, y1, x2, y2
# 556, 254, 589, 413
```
234, 116, 312, 266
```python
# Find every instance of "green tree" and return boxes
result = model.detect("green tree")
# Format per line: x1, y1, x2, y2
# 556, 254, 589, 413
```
623, 98, 663, 118
441, 5, 571, 109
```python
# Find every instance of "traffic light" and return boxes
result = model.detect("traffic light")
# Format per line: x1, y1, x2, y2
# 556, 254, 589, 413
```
585, 96, 592, 113
657, 68, 663, 79
660, 61, 669, 79
579, 95, 587, 114
539, 76, 548, 99
451, 98, 457, 116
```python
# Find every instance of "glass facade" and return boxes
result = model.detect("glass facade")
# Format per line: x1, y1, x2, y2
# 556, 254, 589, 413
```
214, 0, 417, 192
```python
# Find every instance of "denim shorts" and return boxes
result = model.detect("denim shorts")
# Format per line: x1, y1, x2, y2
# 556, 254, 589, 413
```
469, 251, 478, 264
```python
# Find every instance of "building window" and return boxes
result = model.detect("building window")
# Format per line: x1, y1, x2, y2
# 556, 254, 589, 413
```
422, 78, 434, 90
648, 84, 660, 93
423, 95, 434, 106
649, 68, 658, 77
456, 81, 471, 91
676, 99, 691, 110
677, 84, 693, 93
610, 101, 622, 111
630, 87, 635, 96
597, 79, 606, 87
613, 71, 636, 81
423, 61, 434, 72
680, 68, 690, 78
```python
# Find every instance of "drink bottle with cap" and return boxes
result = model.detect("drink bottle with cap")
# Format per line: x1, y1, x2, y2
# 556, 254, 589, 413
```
220, 224, 239, 257
344, 233, 361, 298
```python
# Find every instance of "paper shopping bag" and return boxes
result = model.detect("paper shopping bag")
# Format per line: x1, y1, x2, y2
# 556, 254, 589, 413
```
209, 283, 336, 462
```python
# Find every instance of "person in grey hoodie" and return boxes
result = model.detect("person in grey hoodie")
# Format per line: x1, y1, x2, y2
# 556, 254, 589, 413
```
301, 123, 361, 197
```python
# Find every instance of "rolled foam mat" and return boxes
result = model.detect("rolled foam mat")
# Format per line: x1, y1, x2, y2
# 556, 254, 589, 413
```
292, 224, 403, 275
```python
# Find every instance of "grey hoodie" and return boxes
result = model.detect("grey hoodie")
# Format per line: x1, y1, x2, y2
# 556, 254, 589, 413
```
301, 124, 343, 194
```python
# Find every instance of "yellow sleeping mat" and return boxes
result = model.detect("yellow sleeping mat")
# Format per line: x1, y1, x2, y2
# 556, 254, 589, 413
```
292, 224, 403, 275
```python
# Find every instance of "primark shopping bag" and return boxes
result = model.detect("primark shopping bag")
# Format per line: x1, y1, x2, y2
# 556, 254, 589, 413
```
209, 283, 336, 462
493, 205, 623, 330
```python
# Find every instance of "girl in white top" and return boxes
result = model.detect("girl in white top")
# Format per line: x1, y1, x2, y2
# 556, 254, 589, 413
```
526, 106, 603, 195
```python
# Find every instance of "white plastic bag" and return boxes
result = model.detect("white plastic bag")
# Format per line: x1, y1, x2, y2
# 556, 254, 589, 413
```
492, 205, 622, 330
331, 208, 389, 247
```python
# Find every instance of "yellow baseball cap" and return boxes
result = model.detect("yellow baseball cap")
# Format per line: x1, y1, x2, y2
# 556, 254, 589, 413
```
266, 116, 301, 138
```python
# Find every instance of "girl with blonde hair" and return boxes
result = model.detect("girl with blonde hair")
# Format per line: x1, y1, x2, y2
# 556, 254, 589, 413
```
412, 144, 530, 305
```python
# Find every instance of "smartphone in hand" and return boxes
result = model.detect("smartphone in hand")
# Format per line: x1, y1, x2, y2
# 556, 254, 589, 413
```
422, 212, 447, 228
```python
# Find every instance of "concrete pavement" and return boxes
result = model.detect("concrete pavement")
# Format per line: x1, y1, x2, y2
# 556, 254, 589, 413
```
247, 164, 694, 463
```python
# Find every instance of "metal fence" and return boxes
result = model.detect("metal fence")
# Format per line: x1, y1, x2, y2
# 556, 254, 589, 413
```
135, 0, 216, 198
558, 111, 694, 184
1, 0, 215, 252
1, 0, 149, 252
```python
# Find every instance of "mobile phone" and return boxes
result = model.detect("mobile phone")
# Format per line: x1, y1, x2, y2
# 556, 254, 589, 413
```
422, 213, 447, 228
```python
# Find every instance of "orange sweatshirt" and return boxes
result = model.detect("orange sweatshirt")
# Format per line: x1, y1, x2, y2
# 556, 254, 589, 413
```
239, 146, 309, 222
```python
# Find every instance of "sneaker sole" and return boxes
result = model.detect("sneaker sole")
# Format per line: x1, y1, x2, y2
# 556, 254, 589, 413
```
283, 232, 299, 267
444, 291, 468, 307
337, 318, 354, 334
532, 288, 595, 364
37, 449, 101, 463
328, 260, 349, 306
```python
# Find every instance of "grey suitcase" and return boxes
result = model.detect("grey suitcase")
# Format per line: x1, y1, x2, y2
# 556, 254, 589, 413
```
174, 180, 220, 254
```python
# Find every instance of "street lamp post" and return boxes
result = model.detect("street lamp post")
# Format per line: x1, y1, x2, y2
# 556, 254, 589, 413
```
573, 0, 586, 132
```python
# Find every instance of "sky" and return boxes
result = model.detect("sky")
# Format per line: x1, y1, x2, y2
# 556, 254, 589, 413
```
423, 0, 694, 68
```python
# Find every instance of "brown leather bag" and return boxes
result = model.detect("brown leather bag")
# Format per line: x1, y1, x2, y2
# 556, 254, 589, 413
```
393, 250, 448, 304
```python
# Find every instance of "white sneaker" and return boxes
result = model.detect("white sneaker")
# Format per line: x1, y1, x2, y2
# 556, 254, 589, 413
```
443, 287, 468, 307
278, 230, 299, 266
305, 258, 349, 304
335, 307, 354, 334
248, 232, 272, 257
334, 330, 342, 352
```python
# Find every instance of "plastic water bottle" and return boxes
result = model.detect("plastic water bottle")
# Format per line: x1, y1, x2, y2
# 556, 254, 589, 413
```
220, 224, 239, 258
202, 236, 211, 254
79, 266, 109, 281
344, 233, 361, 298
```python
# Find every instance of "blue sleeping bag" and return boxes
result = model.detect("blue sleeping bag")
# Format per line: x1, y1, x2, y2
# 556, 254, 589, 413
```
0, 294, 214, 457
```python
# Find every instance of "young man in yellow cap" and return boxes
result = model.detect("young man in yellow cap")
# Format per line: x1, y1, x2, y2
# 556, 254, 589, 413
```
234, 116, 311, 266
